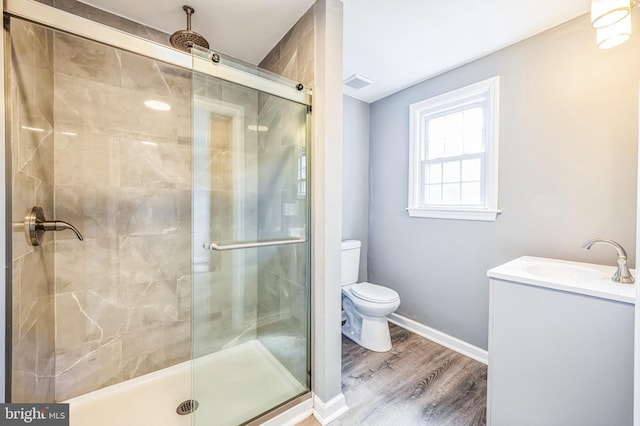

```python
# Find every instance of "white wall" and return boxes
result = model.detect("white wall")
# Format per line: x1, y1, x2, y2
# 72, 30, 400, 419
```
311, 0, 348, 422
367, 13, 640, 349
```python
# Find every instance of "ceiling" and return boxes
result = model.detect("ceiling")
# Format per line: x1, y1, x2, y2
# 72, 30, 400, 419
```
343, 0, 591, 103
82, 0, 316, 64
83, 0, 592, 104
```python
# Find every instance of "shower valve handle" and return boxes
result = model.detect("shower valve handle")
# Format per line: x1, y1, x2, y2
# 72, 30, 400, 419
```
24, 206, 84, 246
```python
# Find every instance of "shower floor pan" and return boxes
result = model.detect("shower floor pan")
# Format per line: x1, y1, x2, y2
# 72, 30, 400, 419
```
66, 340, 306, 426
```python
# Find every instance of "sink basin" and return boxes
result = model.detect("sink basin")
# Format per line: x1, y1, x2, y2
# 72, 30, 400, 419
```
524, 263, 605, 284
487, 256, 636, 304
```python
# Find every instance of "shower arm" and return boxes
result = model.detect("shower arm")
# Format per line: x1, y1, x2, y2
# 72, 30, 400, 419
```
23, 206, 84, 246
184, 5, 194, 31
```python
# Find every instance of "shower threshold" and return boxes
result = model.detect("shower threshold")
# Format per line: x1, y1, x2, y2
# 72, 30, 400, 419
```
65, 340, 306, 426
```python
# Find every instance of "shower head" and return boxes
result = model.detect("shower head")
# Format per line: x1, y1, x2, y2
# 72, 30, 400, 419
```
170, 5, 210, 52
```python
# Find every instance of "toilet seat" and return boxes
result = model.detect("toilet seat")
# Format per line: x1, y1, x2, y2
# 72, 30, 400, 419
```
350, 282, 399, 303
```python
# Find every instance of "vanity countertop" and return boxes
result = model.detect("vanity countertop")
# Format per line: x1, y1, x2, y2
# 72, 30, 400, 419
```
487, 256, 636, 304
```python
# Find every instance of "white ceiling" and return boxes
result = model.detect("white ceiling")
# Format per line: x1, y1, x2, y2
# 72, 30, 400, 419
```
343, 0, 591, 103
82, 0, 592, 103
82, 0, 316, 64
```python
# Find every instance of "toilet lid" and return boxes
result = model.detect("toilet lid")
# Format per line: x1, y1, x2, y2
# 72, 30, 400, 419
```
350, 282, 399, 303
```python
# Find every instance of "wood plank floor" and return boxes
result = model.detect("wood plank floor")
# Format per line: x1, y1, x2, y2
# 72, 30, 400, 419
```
297, 324, 487, 426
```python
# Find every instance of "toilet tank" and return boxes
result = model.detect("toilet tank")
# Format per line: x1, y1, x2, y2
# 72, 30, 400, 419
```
341, 240, 361, 286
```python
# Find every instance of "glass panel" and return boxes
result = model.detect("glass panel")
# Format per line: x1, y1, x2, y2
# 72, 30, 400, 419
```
442, 161, 461, 183
427, 137, 445, 159
463, 107, 484, 154
8, 17, 57, 403
191, 61, 310, 426
428, 115, 445, 141
428, 107, 486, 158
461, 182, 482, 205
427, 163, 442, 184
445, 134, 463, 157
463, 107, 484, 132
445, 111, 464, 137
443, 183, 461, 204
8, 17, 197, 405
461, 158, 482, 182
426, 184, 442, 205
464, 130, 483, 154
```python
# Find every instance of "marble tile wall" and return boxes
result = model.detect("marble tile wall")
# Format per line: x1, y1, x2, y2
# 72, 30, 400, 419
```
259, 5, 315, 89
10, 18, 56, 403
50, 29, 192, 401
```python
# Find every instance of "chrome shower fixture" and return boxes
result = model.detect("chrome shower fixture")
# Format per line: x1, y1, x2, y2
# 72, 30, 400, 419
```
23, 206, 83, 246
170, 5, 210, 52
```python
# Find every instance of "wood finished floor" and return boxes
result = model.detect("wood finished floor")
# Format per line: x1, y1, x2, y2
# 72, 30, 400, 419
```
297, 324, 487, 426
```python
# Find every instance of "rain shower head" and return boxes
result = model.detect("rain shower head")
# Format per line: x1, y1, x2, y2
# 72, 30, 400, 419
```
170, 5, 210, 52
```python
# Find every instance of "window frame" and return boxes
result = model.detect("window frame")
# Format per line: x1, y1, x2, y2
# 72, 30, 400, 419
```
407, 76, 501, 221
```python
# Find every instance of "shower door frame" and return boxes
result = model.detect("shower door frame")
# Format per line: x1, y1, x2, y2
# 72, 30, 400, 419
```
0, 0, 314, 420
0, 0, 6, 403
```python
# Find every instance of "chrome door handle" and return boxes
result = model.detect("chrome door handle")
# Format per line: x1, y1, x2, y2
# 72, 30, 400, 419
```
203, 237, 305, 251
24, 206, 84, 246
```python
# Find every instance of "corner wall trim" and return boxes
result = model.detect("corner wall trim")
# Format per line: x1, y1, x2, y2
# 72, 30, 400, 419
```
312, 393, 349, 425
388, 313, 488, 365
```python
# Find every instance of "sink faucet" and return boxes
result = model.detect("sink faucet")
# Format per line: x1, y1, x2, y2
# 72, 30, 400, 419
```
581, 238, 635, 284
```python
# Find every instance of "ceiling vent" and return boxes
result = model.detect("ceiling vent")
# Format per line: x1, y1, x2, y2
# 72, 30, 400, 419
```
343, 74, 373, 90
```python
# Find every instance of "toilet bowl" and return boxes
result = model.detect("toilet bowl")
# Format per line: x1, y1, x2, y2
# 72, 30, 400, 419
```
341, 240, 400, 352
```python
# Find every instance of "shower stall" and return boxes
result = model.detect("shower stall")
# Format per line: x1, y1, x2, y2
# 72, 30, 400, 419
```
3, 1, 312, 425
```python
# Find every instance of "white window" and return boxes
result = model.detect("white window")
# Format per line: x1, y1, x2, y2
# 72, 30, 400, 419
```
408, 76, 501, 221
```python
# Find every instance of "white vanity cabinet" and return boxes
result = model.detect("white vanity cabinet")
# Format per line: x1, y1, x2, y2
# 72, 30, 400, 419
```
487, 256, 635, 426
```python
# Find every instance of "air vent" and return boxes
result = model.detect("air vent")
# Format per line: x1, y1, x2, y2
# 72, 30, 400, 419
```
176, 399, 199, 415
343, 74, 373, 90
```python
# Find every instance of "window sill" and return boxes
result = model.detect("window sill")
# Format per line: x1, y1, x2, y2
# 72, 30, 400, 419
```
406, 207, 501, 222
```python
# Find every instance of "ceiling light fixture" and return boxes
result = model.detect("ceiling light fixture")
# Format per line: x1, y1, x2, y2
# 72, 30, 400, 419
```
591, 0, 637, 48
597, 14, 632, 48
591, 0, 631, 28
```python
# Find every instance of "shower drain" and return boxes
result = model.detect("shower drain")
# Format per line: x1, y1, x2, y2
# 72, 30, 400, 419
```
176, 399, 199, 415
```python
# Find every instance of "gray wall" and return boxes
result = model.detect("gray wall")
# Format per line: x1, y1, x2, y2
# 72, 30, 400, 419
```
368, 13, 640, 350
342, 95, 370, 281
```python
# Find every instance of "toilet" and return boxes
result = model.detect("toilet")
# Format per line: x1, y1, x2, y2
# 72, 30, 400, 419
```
341, 240, 400, 352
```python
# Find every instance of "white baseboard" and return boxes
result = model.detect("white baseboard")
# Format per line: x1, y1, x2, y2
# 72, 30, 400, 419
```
312, 393, 349, 425
388, 313, 488, 365
260, 397, 313, 426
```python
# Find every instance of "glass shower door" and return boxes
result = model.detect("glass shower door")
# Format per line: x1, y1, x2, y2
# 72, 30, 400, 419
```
190, 52, 310, 425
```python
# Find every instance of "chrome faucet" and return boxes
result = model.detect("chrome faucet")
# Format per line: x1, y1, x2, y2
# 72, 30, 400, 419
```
23, 206, 84, 246
581, 238, 635, 284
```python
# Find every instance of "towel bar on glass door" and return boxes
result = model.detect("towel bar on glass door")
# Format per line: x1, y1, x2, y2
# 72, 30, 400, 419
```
203, 237, 306, 251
